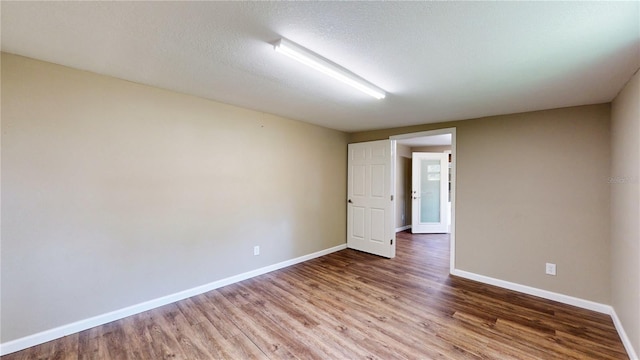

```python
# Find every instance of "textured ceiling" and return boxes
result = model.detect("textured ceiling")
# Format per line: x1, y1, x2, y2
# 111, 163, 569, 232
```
2, 1, 639, 132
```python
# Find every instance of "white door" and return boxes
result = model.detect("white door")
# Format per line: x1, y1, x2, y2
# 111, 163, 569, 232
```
411, 152, 449, 233
347, 140, 395, 258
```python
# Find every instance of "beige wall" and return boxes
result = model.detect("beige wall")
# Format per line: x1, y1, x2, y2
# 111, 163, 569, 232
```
411, 145, 452, 153
396, 144, 412, 229
352, 104, 612, 304
0, 53, 349, 342
611, 69, 640, 355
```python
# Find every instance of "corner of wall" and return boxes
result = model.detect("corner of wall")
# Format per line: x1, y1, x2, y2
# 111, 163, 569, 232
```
610, 68, 640, 359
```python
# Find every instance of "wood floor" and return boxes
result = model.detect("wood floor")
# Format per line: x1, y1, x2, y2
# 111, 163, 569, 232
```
2, 231, 629, 359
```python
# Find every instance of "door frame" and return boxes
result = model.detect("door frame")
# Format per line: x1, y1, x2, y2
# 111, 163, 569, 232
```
390, 128, 457, 273
411, 152, 449, 234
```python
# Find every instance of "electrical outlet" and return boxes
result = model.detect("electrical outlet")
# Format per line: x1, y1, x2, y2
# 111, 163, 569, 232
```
545, 263, 556, 276
254, 246, 260, 256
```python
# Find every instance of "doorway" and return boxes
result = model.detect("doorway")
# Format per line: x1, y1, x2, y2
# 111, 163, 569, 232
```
390, 128, 456, 273
411, 151, 450, 233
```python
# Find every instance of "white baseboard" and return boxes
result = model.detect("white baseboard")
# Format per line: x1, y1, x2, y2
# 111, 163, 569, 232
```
451, 269, 611, 313
610, 308, 639, 360
452, 269, 638, 360
395, 225, 411, 232
0, 243, 347, 356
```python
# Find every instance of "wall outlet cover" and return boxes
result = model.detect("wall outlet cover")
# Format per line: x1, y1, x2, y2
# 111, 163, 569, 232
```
545, 263, 556, 276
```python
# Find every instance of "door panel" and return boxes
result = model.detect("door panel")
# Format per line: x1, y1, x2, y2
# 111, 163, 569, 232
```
371, 164, 385, 197
352, 206, 365, 239
370, 208, 386, 242
412, 152, 449, 233
352, 165, 366, 196
420, 158, 442, 223
347, 140, 395, 258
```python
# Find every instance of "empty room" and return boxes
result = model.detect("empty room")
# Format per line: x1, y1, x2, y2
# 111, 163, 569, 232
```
1, 2, 639, 359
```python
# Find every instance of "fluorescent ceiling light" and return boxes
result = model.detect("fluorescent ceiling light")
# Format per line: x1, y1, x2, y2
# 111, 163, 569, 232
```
274, 38, 386, 99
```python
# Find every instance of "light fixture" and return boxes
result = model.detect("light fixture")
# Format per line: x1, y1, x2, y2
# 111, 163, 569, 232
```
273, 38, 386, 99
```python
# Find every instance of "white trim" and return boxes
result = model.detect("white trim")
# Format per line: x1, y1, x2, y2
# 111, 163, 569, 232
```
390, 128, 456, 140
0, 243, 347, 356
395, 225, 411, 232
448, 128, 456, 273
451, 269, 611, 313
610, 308, 639, 360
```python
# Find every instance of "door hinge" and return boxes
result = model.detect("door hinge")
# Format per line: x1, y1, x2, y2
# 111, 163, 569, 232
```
390, 195, 394, 201
390, 239, 393, 245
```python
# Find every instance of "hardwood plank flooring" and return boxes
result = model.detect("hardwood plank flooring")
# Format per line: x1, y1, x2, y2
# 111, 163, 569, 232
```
2, 231, 629, 359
